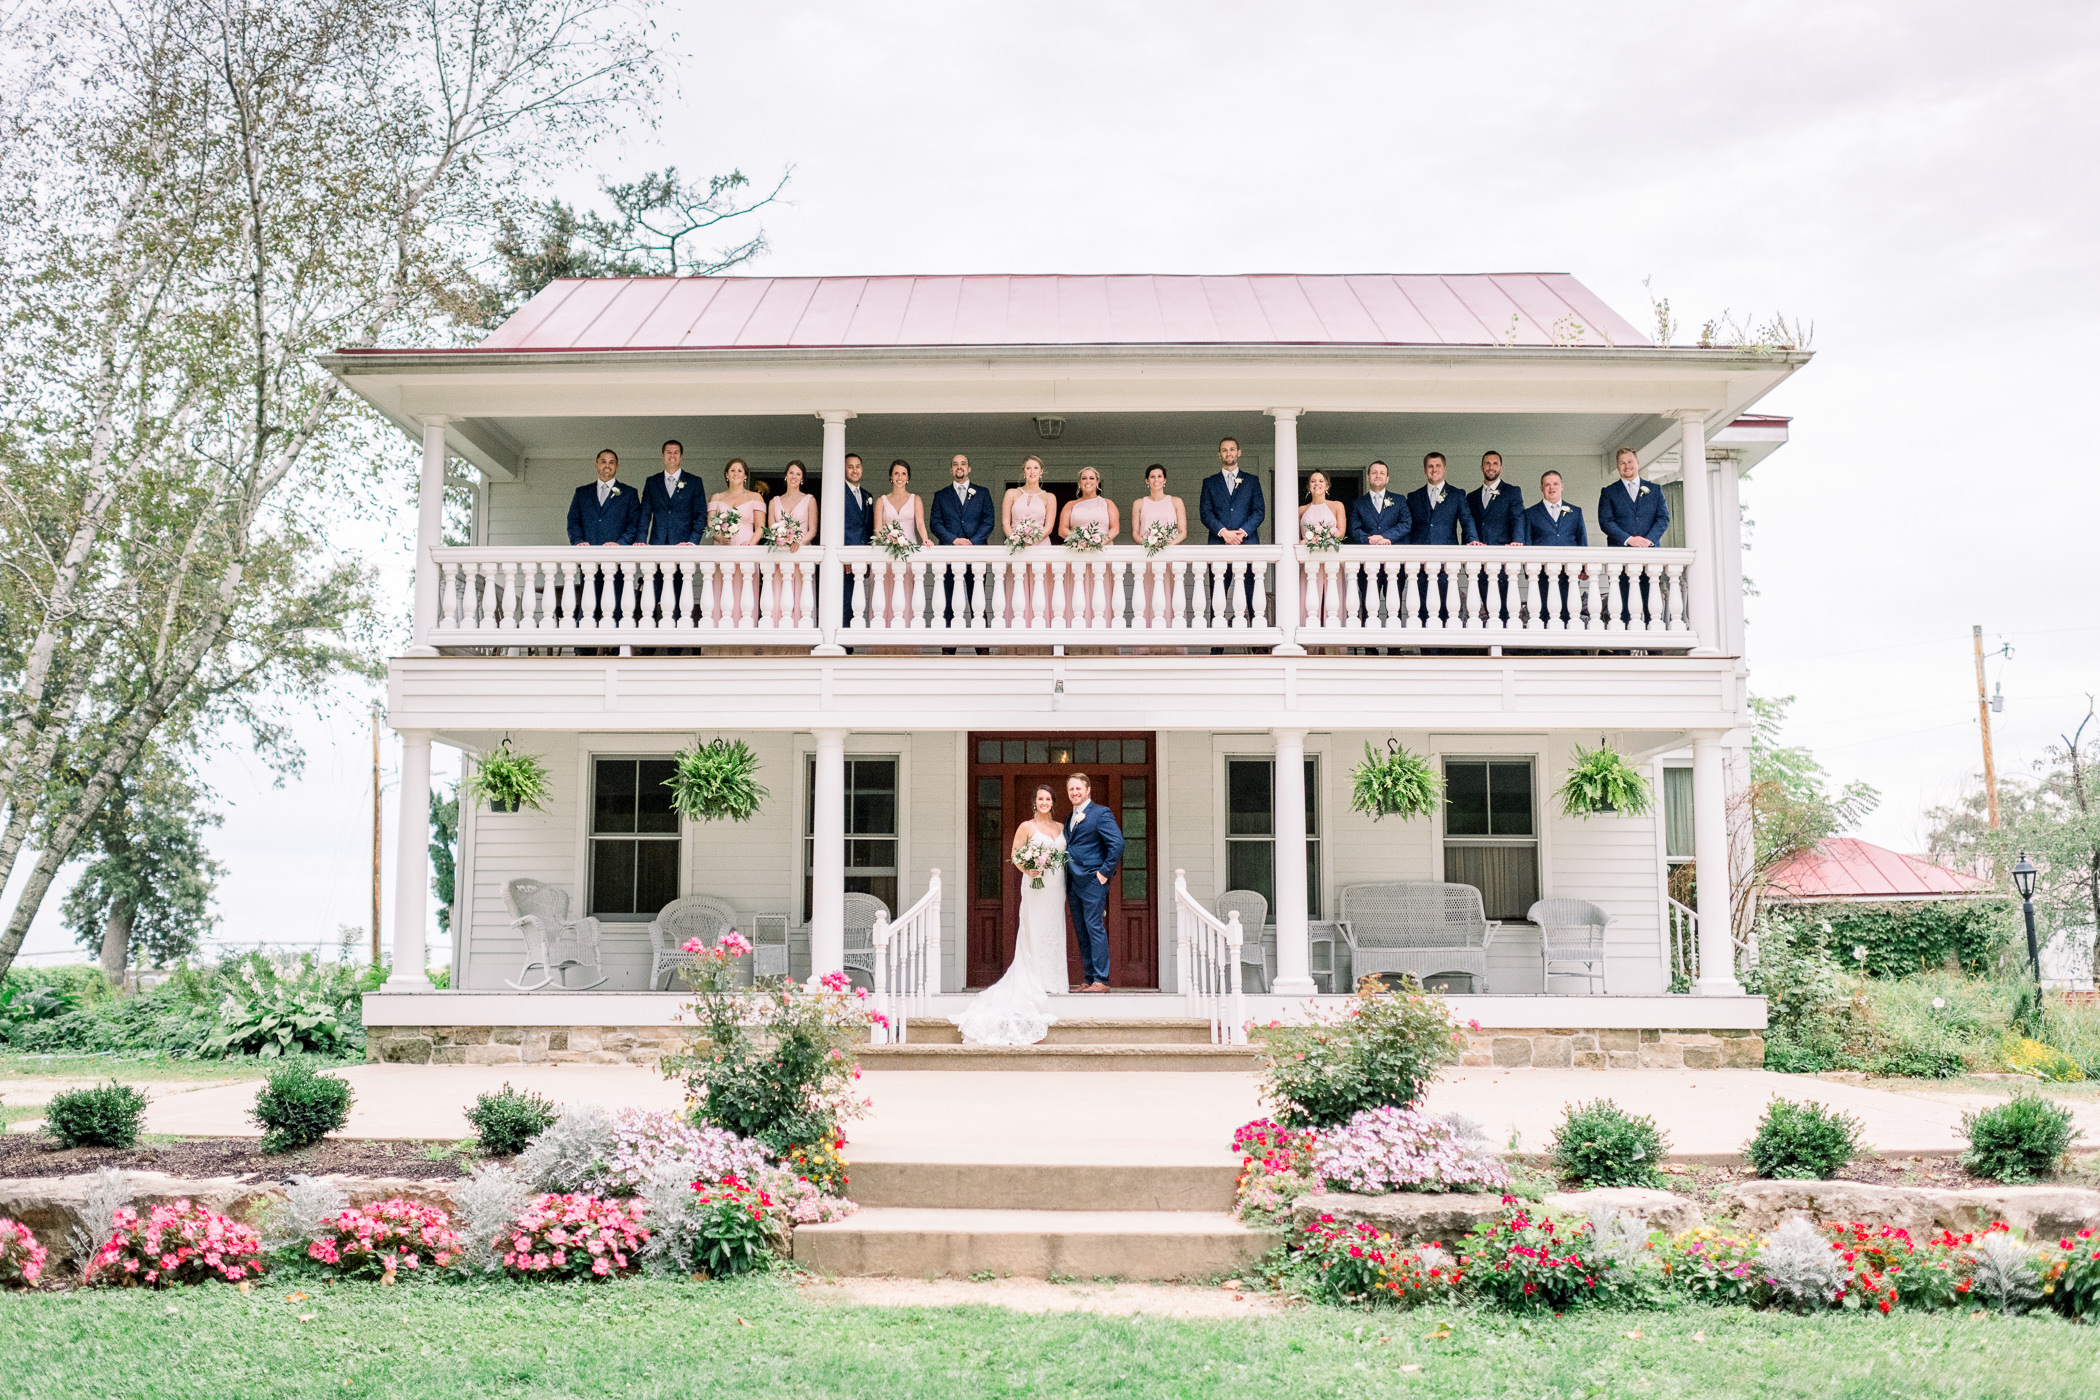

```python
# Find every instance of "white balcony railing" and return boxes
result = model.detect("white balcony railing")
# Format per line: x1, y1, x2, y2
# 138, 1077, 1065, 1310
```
429, 546, 821, 643
1293, 545, 1697, 645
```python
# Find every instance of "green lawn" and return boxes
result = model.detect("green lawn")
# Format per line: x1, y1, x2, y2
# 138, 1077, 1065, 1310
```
0, 1052, 281, 1084
4, 1275, 2098, 1399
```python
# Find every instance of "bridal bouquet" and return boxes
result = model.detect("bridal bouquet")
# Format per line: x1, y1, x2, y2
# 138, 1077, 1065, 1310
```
873, 519, 919, 562
1007, 520, 1046, 554
760, 517, 804, 552
1013, 835, 1068, 890
706, 504, 742, 544
1302, 517, 1343, 553
1064, 521, 1109, 554
1140, 519, 1176, 557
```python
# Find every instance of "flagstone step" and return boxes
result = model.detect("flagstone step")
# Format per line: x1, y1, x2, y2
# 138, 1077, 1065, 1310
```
859, 1042, 1258, 1072
903, 1017, 1219, 1046
793, 1207, 1278, 1280
849, 1161, 1238, 1212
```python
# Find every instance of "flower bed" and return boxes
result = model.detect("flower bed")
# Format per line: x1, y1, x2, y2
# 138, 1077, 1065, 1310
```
88, 1200, 264, 1287
307, 1198, 460, 1279
503, 1193, 649, 1279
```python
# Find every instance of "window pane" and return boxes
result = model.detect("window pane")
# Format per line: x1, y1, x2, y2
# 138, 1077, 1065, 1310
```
1226, 839, 1274, 908
850, 791, 896, 836
846, 838, 895, 871
847, 874, 897, 916
1306, 839, 1322, 919
1026, 740, 1048, 763
1098, 739, 1122, 764
1304, 758, 1319, 836
635, 839, 680, 914
590, 839, 636, 916
1123, 806, 1148, 840
1124, 739, 1145, 764
1003, 740, 1024, 764
804, 756, 816, 835
1075, 738, 1096, 763
1121, 868, 1149, 902
1444, 761, 1489, 837
1227, 760, 1273, 836
594, 759, 637, 835
1664, 767, 1695, 861
1489, 760, 1534, 837
1445, 843, 1540, 921
1123, 777, 1147, 806
1050, 742, 1073, 765
636, 759, 678, 834
978, 740, 1000, 764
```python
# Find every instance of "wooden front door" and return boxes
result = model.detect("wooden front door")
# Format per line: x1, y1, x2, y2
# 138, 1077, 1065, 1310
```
966, 733, 1157, 989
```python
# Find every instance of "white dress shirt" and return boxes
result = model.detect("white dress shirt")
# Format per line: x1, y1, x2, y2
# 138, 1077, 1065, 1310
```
1622, 477, 1642, 502
597, 480, 614, 506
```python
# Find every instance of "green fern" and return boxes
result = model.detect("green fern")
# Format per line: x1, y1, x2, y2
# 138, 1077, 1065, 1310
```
462, 744, 552, 812
667, 739, 769, 822
1349, 743, 1443, 822
1556, 745, 1654, 819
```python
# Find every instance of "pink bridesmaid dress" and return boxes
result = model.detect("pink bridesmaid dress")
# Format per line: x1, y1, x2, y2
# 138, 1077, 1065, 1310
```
1300, 503, 1344, 626
1064, 496, 1114, 627
1005, 492, 1051, 624
768, 494, 815, 624
1134, 496, 1179, 626
712, 498, 764, 622
871, 495, 921, 626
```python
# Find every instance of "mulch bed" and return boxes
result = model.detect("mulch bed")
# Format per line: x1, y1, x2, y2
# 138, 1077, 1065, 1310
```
0, 1132, 478, 1182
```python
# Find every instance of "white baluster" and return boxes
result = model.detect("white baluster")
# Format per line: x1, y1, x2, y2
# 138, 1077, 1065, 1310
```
1047, 558, 1069, 631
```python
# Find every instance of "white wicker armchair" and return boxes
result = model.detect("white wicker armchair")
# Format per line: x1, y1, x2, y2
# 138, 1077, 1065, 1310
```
646, 895, 742, 990
504, 879, 606, 991
1528, 898, 1612, 994
1214, 890, 1269, 992
1336, 881, 1499, 992
841, 893, 888, 990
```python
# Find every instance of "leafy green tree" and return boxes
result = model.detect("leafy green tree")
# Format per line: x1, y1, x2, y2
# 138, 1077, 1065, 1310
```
1730, 695, 1880, 941
61, 759, 224, 984
430, 784, 458, 935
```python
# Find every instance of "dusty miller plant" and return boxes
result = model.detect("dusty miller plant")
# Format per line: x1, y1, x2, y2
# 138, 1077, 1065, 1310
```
66, 1166, 132, 1274
265, 1174, 351, 1252
450, 1162, 532, 1273
1758, 1217, 1849, 1310
515, 1105, 620, 1194
1971, 1230, 2043, 1314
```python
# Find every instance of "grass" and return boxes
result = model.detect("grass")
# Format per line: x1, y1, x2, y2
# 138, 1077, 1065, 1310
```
4, 1275, 2099, 1399
0, 1052, 308, 1084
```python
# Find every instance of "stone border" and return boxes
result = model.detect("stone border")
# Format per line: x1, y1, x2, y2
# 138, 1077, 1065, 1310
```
1458, 1027, 1764, 1070
366, 1025, 683, 1066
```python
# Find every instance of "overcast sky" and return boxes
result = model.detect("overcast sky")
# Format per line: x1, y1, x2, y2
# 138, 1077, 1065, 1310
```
13, 0, 2099, 963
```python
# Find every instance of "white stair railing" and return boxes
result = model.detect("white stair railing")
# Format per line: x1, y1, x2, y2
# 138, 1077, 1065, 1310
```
1668, 897, 1699, 985
870, 869, 941, 1045
1174, 870, 1246, 1045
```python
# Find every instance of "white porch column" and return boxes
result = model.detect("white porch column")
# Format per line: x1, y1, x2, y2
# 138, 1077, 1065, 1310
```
1674, 410, 1720, 656
1690, 729, 1743, 995
1711, 448, 1746, 657
1268, 409, 1305, 655
809, 728, 848, 980
384, 728, 434, 989
408, 417, 448, 657
813, 411, 854, 656
1271, 727, 1316, 995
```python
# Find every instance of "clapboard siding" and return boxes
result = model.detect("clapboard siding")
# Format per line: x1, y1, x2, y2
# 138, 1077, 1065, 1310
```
1539, 732, 1668, 995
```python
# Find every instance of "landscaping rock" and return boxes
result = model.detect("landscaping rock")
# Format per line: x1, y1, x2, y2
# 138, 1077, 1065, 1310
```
1715, 1180, 2100, 1239
1540, 1188, 1702, 1235
1290, 1191, 1506, 1246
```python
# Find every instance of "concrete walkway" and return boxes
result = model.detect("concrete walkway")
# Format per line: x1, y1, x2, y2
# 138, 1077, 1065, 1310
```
111, 1062, 2100, 1160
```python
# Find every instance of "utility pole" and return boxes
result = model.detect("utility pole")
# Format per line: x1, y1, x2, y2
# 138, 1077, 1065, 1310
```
1974, 625, 2000, 829
371, 703, 384, 966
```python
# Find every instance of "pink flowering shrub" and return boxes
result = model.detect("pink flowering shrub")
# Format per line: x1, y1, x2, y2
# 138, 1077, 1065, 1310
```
1311, 1106, 1510, 1195
596, 1110, 770, 1198
754, 1167, 857, 1225
502, 1193, 648, 1280
88, 1200, 264, 1288
0, 1217, 48, 1288
1231, 1118, 1319, 1225
306, 1199, 460, 1279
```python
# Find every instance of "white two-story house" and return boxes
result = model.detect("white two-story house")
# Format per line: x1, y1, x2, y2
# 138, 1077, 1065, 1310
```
335, 273, 1794, 1067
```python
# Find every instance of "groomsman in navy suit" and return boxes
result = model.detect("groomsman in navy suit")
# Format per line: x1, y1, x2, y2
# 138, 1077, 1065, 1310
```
1347, 460, 1410, 636
839, 453, 874, 636
1063, 772, 1125, 992
639, 439, 704, 629
1596, 447, 1671, 623
928, 453, 994, 650
566, 448, 642, 636
1404, 452, 1479, 623
1198, 436, 1267, 641
1467, 450, 1527, 621
1522, 470, 1588, 625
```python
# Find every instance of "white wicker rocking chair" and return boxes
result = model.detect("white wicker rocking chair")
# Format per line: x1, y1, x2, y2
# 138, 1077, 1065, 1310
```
504, 879, 607, 991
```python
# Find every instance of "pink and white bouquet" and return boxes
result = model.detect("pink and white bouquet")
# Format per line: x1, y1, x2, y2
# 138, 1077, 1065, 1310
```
760, 517, 805, 551
306, 1198, 460, 1279
1140, 519, 1177, 556
0, 1217, 48, 1288
1006, 519, 1046, 553
872, 519, 919, 561
501, 1193, 649, 1280
706, 503, 743, 544
87, 1200, 264, 1288
1013, 834, 1068, 890
1063, 521, 1109, 553
1301, 517, 1343, 553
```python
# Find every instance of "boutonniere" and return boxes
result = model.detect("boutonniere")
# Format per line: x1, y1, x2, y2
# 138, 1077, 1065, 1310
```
1639, 485, 1651, 497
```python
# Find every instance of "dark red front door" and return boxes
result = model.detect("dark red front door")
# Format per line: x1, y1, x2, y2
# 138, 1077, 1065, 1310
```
966, 734, 1157, 989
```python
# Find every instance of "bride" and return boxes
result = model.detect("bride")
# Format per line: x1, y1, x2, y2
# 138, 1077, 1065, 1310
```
954, 785, 1069, 1046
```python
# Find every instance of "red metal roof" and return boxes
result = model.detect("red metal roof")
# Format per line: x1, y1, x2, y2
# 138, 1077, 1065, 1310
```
1762, 838, 1992, 904
467, 273, 1649, 353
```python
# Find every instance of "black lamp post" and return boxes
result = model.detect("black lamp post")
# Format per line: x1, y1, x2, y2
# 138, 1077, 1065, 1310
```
2012, 851, 2040, 986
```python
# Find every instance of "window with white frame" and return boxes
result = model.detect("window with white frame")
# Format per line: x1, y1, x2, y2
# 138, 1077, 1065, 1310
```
1442, 757, 1538, 921
588, 756, 680, 919
1223, 756, 1320, 919
803, 755, 899, 922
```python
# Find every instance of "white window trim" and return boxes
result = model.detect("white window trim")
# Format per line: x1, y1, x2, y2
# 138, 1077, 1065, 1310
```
1427, 736, 1550, 908
573, 740, 688, 924
1208, 732, 1333, 923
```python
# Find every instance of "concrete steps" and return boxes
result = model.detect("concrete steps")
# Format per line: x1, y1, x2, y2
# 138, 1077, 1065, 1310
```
860, 1042, 1258, 1072
793, 1207, 1275, 1280
850, 1160, 1238, 1212
903, 1017, 1218, 1046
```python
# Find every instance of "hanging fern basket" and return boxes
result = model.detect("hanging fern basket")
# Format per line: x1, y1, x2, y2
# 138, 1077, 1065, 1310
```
463, 741, 552, 814
667, 738, 769, 823
1349, 741, 1444, 822
1557, 743, 1655, 819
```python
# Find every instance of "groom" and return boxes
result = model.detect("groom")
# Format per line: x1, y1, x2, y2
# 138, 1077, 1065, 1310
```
1063, 772, 1124, 993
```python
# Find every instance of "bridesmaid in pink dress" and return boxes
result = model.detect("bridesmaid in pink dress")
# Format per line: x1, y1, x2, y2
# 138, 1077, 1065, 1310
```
767, 460, 818, 625
1299, 470, 1348, 627
1001, 454, 1055, 625
708, 458, 766, 623
1129, 464, 1188, 629
1057, 468, 1120, 629
871, 459, 924, 627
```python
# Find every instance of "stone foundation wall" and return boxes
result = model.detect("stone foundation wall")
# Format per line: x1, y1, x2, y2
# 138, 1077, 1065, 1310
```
367, 1025, 686, 1066
1458, 1027, 1764, 1070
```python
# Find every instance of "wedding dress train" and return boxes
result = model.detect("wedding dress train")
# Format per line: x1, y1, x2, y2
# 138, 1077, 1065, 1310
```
954, 832, 1067, 1046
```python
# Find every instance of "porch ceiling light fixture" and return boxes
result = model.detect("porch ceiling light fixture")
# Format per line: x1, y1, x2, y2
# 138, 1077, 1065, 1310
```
1032, 415, 1065, 441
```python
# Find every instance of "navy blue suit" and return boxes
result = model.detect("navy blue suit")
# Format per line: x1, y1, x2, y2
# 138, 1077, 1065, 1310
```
1405, 485, 1477, 624
1198, 472, 1267, 621
1523, 502, 1589, 624
1467, 483, 1527, 621
1347, 491, 1411, 545
1596, 478, 1670, 623
567, 480, 643, 546
928, 483, 995, 631
839, 481, 875, 629
1063, 799, 1126, 986
639, 471, 705, 545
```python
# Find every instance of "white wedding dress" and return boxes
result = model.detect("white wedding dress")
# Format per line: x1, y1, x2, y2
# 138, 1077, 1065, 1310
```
954, 830, 1067, 1046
